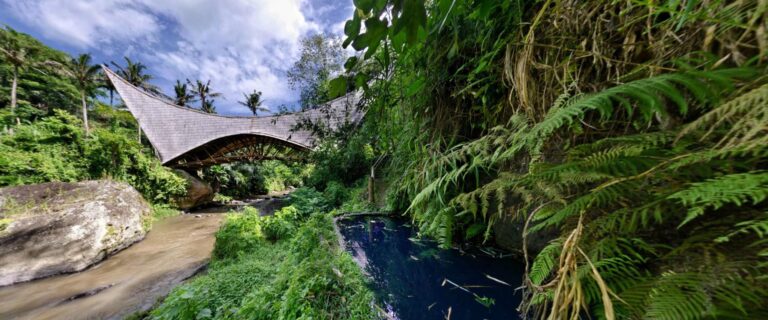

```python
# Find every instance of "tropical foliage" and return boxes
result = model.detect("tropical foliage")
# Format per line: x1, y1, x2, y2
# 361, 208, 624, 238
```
239, 89, 268, 116
0, 106, 185, 203
151, 189, 377, 319
202, 160, 310, 198
287, 34, 347, 110
187, 79, 221, 114
335, 0, 768, 318
0, 26, 79, 113
0, 27, 185, 204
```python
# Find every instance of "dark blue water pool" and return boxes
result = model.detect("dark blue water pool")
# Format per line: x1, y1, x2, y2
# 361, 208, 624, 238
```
337, 215, 525, 320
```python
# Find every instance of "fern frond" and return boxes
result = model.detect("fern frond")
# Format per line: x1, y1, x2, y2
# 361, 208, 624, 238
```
529, 240, 562, 285
669, 171, 768, 226
528, 69, 754, 144
716, 212, 768, 243
680, 83, 768, 149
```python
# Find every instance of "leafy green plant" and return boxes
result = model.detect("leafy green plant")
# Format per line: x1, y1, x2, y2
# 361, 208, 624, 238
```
0, 108, 186, 203
260, 206, 300, 242
153, 207, 376, 319
212, 207, 264, 260
288, 187, 330, 217
335, 0, 767, 318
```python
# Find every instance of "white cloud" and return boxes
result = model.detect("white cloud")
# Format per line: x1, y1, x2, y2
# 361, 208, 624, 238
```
1, 0, 351, 114
2, 0, 160, 48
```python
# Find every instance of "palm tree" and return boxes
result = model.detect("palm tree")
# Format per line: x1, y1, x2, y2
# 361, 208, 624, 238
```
239, 90, 268, 116
102, 73, 116, 107
0, 26, 32, 111
111, 57, 159, 94
63, 54, 100, 134
201, 99, 216, 114
173, 80, 193, 107
187, 79, 221, 113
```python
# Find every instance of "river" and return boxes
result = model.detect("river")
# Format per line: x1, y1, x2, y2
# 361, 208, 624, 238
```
0, 212, 221, 320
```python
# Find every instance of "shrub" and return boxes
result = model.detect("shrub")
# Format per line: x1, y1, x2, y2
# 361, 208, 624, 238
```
259, 215, 292, 242
231, 215, 376, 320
0, 109, 186, 204
288, 187, 330, 217
322, 180, 349, 207
212, 207, 263, 260
151, 241, 289, 320
152, 213, 376, 320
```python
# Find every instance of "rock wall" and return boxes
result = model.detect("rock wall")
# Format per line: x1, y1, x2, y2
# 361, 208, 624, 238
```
492, 214, 557, 258
0, 180, 150, 286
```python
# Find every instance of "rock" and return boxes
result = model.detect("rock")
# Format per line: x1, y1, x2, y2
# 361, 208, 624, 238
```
0, 180, 150, 286
492, 214, 557, 258
172, 170, 214, 209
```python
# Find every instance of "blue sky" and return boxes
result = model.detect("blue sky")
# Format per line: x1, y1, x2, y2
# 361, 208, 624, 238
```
0, 0, 354, 115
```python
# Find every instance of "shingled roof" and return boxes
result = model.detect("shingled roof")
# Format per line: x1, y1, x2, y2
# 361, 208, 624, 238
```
103, 66, 363, 168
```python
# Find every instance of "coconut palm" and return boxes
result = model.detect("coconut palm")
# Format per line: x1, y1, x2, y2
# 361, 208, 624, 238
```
102, 73, 116, 107
63, 54, 100, 134
201, 99, 216, 114
111, 57, 159, 94
0, 26, 33, 111
239, 90, 269, 116
187, 79, 221, 113
173, 80, 193, 107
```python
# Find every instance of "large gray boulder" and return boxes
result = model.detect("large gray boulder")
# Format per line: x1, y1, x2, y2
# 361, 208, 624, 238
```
0, 180, 150, 286
172, 169, 214, 209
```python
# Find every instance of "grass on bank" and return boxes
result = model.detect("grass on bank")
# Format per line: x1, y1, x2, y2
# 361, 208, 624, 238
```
150, 187, 378, 320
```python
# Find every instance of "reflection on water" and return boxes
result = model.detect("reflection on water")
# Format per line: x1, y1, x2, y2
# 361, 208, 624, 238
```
337, 215, 524, 320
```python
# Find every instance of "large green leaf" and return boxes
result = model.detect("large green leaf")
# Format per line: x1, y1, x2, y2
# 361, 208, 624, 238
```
353, 0, 374, 12
328, 76, 348, 99
344, 15, 361, 38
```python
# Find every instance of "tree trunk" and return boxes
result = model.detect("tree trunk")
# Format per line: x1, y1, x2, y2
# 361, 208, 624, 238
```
81, 92, 90, 135
10, 66, 18, 111
109, 90, 114, 107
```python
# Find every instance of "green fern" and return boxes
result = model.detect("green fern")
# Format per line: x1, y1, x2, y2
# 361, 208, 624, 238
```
528, 240, 562, 285
527, 69, 755, 145
669, 171, 768, 227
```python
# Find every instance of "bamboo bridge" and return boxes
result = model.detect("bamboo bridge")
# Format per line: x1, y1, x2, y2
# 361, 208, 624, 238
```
103, 67, 363, 169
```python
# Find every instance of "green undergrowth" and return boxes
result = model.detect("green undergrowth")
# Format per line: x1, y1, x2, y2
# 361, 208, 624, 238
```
0, 108, 186, 204
150, 187, 378, 320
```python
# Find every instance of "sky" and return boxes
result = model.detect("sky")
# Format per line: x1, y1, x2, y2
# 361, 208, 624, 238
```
0, 0, 354, 115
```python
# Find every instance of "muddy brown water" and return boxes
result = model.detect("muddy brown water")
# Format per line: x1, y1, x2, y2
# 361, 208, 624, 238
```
0, 212, 223, 320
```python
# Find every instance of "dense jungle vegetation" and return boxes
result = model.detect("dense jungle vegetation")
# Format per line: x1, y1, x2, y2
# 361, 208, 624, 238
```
149, 187, 377, 320
3, 0, 768, 318
0, 27, 186, 204
328, 0, 768, 319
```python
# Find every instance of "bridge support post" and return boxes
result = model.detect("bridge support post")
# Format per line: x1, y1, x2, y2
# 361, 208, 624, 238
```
368, 166, 375, 204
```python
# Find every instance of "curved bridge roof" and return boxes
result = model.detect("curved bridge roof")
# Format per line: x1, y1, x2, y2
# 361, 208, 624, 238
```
103, 66, 363, 168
